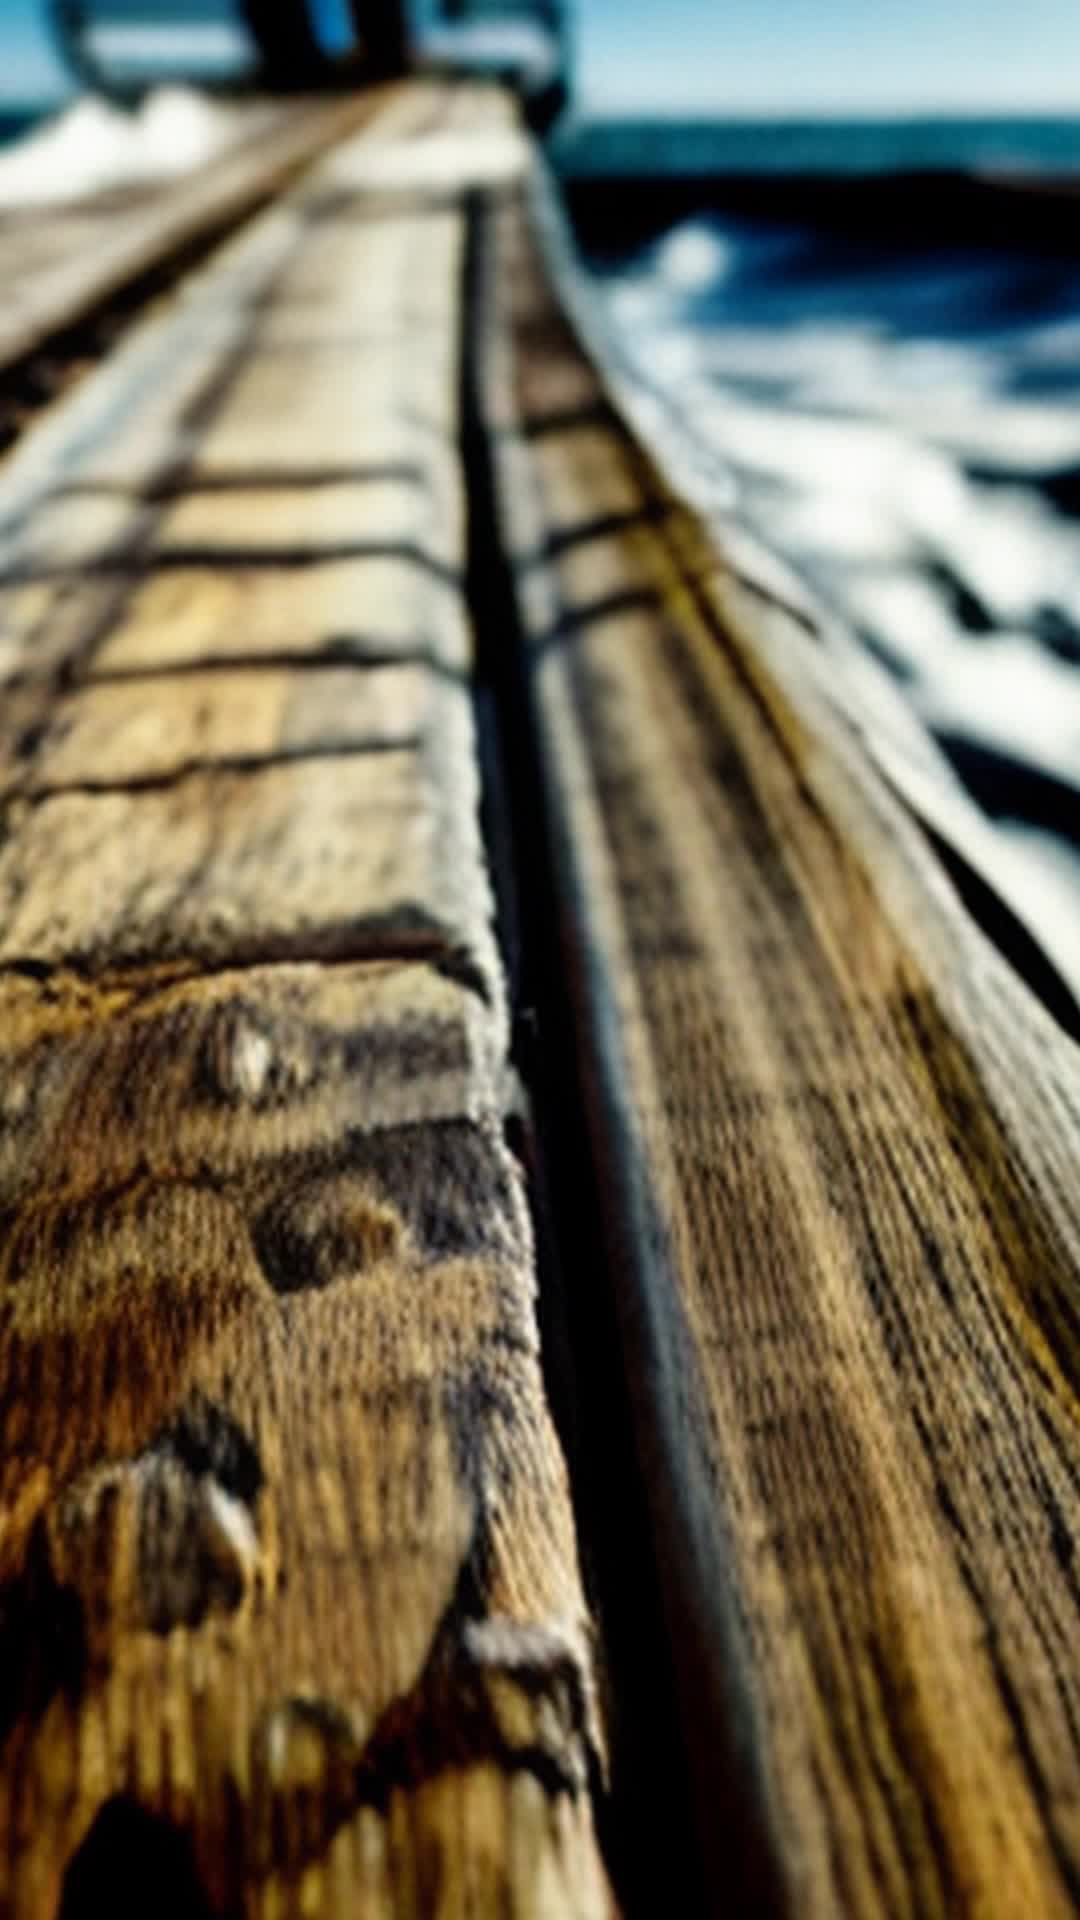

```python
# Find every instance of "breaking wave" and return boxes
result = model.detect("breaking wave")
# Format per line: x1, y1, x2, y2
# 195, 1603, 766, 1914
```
593, 205, 1080, 995
0, 86, 238, 208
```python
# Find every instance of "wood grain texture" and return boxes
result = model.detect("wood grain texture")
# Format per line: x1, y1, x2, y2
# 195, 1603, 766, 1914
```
151, 476, 459, 569
0, 577, 125, 688
488, 187, 1080, 1917
31, 662, 444, 788
0, 493, 152, 578
0, 85, 456, 513
0, 967, 606, 1919
0, 107, 491, 1002
0, 693, 497, 991
88, 558, 470, 679
0, 961, 503, 1193
0, 91, 613, 1917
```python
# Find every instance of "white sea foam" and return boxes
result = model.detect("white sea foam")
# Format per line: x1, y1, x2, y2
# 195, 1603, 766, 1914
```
0, 86, 235, 208
597, 210, 1080, 986
657, 223, 733, 295
992, 823, 1080, 999
916, 634, 1080, 787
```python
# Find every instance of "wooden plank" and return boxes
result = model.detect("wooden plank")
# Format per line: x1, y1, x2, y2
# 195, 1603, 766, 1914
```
0, 694, 497, 993
0, 960, 502, 1197
0, 108, 485, 998
0, 94, 383, 379
32, 662, 444, 789
0, 492, 152, 577
0, 89, 459, 508
0, 90, 614, 1916
254, 213, 456, 334
0, 963, 608, 1919
89, 558, 470, 678
0, 576, 122, 687
183, 356, 459, 484
151, 477, 459, 568
489, 188, 1080, 1916
10, 659, 499, 992
19, 318, 253, 498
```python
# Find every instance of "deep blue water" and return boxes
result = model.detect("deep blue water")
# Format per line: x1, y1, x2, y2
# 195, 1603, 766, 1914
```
558, 115, 1080, 178
0, 107, 46, 149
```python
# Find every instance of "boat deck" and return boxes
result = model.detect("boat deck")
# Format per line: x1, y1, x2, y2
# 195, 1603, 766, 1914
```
0, 76, 1078, 1919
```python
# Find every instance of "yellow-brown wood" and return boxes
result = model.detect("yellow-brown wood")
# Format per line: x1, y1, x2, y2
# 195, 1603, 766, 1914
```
88, 559, 470, 677
0, 92, 613, 1918
0, 962, 606, 1919
31, 662, 441, 786
489, 186, 1080, 1918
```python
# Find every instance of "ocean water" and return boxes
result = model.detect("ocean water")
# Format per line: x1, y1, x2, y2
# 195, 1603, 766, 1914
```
0, 108, 47, 150
557, 116, 1080, 180
574, 130, 1080, 1003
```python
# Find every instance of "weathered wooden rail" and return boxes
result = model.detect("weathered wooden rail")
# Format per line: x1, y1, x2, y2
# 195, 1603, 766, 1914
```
0, 74, 1078, 1919
487, 180, 1080, 1917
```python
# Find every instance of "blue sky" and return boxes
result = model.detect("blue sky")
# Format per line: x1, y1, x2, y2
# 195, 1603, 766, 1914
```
576, 0, 1080, 115
2, 0, 66, 101
3, 0, 1080, 113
